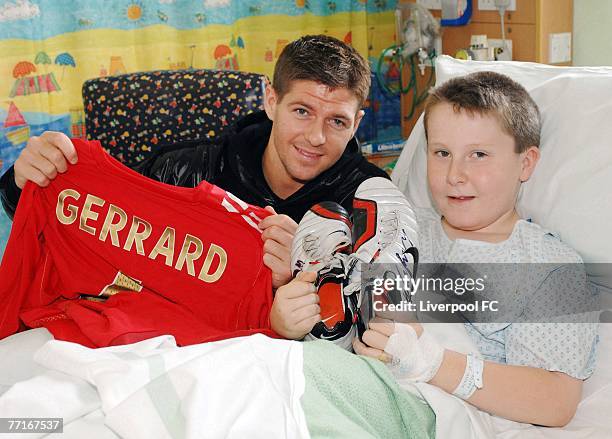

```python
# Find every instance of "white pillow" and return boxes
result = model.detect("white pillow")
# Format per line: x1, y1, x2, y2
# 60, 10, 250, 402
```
392, 55, 612, 293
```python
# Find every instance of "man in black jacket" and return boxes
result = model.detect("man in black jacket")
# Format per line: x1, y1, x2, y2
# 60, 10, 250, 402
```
0, 35, 389, 340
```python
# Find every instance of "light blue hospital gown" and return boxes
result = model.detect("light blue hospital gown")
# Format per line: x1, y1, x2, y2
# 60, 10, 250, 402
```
415, 208, 598, 379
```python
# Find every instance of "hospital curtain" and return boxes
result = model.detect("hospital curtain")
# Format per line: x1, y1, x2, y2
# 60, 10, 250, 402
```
0, 0, 397, 256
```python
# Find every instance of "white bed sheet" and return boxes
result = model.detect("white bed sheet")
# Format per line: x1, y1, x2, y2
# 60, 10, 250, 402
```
0, 330, 310, 439
1, 325, 611, 439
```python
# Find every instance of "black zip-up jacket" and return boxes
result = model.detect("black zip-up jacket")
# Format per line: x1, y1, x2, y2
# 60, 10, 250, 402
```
0, 111, 389, 223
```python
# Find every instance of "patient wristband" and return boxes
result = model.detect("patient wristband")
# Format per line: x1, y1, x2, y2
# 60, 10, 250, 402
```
452, 353, 484, 400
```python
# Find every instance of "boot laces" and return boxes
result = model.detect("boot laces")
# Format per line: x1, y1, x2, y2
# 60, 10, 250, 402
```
303, 231, 352, 266
379, 211, 399, 250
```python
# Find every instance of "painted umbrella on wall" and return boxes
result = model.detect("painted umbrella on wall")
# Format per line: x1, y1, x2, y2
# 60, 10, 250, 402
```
34, 51, 52, 65
55, 52, 76, 79
12, 61, 36, 78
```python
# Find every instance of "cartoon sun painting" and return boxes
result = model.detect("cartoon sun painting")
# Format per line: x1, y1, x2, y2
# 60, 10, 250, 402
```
126, 2, 143, 21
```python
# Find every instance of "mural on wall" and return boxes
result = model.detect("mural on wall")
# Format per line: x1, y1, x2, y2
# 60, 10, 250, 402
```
0, 0, 397, 256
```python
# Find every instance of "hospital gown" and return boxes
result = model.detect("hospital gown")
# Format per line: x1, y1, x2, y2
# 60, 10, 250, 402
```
415, 208, 598, 379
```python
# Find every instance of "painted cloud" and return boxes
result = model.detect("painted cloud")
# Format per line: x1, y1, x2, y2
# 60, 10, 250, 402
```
0, 0, 40, 22
203, 0, 231, 8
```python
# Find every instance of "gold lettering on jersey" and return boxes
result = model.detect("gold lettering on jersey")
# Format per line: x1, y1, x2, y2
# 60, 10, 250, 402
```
175, 234, 204, 276
99, 204, 128, 247
56, 189, 81, 225
148, 226, 176, 267
54, 188, 230, 283
79, 194, 105, 236
123, 216, 152, 255
198, 243, 227, 283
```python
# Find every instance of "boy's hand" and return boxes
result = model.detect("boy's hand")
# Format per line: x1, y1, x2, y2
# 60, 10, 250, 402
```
353, 318, 396, 362
355, 320, 443, 384
270, 271, 320, 340
14, 131, 78, 189
353, 319, 423, 363
259, 206, 297, 289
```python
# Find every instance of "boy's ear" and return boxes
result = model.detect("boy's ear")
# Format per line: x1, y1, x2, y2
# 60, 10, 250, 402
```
519, 146, 541, 182
263, 82, 277, 121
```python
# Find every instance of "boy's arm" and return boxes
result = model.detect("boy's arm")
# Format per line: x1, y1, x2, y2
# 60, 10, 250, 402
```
440, 263, 593, 427
429, 349, 582, 427
354, 320, 585, 428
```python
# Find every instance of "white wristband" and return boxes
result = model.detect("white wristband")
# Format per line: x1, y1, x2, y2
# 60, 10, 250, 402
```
452, 353, 484, 400
383, 324, 445, 384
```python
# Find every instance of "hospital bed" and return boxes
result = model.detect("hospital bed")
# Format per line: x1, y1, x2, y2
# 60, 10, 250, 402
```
392, 55, 612, 438
1, 56, 611, 438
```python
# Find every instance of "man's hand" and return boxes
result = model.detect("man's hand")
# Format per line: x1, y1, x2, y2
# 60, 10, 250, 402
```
13, 131, 78, 189
270, 271, 320, 340
258, 206, 297, 289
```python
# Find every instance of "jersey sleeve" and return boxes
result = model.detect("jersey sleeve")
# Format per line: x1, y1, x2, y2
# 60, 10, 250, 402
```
0, 183, 47, 338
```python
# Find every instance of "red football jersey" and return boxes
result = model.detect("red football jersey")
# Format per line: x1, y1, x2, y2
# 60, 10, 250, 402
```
0, 139, 276, 347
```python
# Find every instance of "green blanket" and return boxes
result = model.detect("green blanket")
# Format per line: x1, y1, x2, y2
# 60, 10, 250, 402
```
302, 340, 436, 439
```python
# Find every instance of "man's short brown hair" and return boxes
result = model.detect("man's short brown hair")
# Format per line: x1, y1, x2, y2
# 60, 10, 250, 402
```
272, 34, 371, 109
424, 71, 541, 153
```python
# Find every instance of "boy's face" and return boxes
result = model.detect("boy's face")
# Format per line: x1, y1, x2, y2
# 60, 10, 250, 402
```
263, 80, 363, 186
426, 102, 538, 234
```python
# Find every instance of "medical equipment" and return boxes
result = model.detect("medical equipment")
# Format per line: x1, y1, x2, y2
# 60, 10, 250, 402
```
374, 3, 440, 122
396, 2, 440, 73
494, 0, 512, 60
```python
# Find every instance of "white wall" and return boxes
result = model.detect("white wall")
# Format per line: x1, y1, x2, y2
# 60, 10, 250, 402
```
573, 0, 612, 66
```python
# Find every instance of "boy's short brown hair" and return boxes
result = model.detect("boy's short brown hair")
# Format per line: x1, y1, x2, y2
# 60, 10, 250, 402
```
423, 71, 541, 153
272, 34, 371, 109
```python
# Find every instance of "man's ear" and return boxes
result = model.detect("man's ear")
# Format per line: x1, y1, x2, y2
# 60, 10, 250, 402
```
263, 82, 277, 122
352, 109, 365, 137
519, 146, 541, 182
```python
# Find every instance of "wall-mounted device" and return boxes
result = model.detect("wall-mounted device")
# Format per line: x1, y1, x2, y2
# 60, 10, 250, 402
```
440, 0, 472, 26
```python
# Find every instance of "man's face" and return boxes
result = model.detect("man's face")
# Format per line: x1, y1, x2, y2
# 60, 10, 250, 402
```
426, 102, 538, 234
263, 80, 363, 186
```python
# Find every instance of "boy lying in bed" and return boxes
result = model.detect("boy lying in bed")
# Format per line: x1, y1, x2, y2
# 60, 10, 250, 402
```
353, 71, 599, 427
